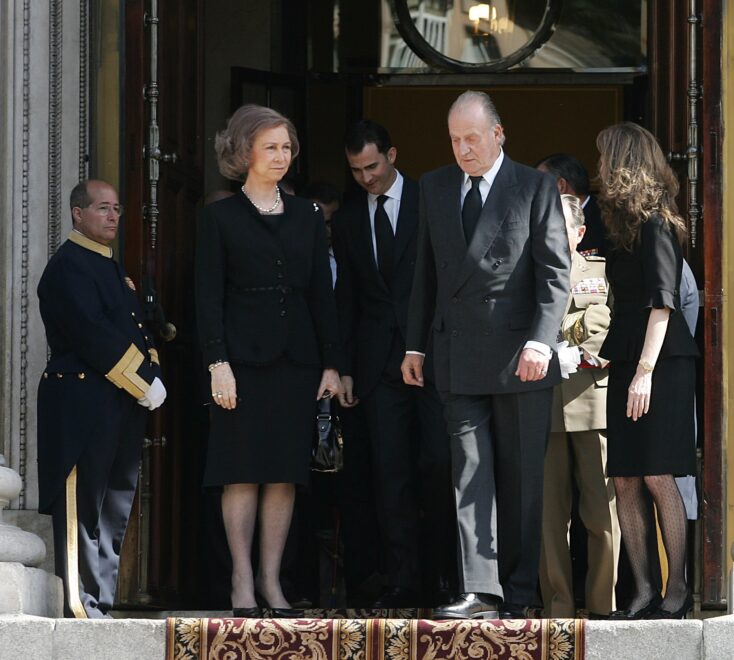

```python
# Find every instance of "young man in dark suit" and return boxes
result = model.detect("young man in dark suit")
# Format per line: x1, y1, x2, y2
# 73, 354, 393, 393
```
333, 120, 454, 607
403, 92, 571, 619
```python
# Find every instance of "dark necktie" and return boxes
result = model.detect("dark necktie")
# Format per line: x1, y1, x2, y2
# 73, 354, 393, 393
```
462, 176, 484, 243
374, 194, 394, 286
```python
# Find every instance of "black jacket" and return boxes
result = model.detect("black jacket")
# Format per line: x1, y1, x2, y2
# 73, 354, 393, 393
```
578, 195, 610, 257
195, 189, 341, 370
332, 176, 430, 398
600, 215, 699, 362
36, 232, 161, 512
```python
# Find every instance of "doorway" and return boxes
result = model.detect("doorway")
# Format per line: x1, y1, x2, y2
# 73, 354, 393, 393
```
115, 0, 723, 611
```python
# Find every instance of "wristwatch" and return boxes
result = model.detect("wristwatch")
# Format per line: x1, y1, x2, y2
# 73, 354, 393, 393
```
638, 359, 654, 374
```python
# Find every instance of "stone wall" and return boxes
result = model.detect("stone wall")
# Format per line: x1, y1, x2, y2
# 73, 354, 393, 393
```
0, 1, 86, 524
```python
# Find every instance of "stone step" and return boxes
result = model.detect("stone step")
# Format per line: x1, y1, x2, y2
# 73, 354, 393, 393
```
0, 613, 732, 660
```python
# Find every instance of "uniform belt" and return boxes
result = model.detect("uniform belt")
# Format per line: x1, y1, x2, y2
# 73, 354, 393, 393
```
234, 284, 294, 294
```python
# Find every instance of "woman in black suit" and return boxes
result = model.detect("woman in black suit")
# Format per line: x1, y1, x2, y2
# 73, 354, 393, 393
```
597, 123, 698, 620
196, 105, 342, 617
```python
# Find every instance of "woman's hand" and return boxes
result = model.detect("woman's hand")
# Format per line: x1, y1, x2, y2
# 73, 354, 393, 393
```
627, 369, 652, 421
211, 363, 237, 410
317, 368, 343, 400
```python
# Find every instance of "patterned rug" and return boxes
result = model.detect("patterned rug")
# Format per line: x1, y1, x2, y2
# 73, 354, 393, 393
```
166, 616, 584, 659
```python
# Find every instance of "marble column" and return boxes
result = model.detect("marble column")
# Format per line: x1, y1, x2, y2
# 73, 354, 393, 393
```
0, 0, 86, 615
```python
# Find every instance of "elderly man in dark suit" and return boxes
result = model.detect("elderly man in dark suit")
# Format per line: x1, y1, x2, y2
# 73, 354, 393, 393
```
402, 91, 570, 619
333, 120, 454, 607
37, 180, 166, 618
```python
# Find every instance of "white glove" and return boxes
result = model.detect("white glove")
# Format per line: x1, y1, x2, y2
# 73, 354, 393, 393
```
556, 340, 581, 379
140, 377, 167, 410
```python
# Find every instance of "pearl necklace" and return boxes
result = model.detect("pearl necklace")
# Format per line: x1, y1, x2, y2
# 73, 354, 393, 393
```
242, 184, 281, 214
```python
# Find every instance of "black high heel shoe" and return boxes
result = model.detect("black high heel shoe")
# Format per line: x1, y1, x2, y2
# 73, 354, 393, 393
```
648, 592, 693, 620
232, 606, 263, 618
607, 593, 663, 620
255, 591, 304, 619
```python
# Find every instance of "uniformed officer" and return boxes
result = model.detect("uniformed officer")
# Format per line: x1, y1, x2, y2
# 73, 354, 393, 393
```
37, 180, 167, 619
539, 194, 621, 618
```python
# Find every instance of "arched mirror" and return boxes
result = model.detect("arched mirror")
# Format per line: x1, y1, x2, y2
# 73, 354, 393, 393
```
388, 0, 563, 72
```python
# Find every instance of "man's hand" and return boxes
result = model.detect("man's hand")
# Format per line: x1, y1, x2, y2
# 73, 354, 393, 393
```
337, 375, 359, 408
401, 353, 425, 387
515, 348, 550, 382
142, 377, 167, 410
556, 340, 580, 379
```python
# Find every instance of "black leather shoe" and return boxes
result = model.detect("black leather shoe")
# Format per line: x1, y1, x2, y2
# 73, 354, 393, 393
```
500, 602, 530, 619
269, 607, 304, 618
608, 593, 662, 620
647, 592, 693, 620
233, 607, 262, 618
433, 593, 501, 620
372, 586, 420, 608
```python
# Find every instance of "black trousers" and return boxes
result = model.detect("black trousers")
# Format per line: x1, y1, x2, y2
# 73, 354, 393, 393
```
50, 401, 145, 618
363, 375, 455, 594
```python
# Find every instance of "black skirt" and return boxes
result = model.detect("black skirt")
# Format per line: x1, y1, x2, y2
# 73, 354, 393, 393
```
203, 357, 321, 487
606, 356, 696, 477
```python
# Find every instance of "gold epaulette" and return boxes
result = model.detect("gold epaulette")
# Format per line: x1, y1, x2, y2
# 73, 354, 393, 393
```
106, 344, 150, 398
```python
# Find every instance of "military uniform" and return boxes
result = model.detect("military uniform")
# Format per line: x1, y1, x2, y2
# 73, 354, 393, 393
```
539, 252, 621, 617
37, 230, 162, 619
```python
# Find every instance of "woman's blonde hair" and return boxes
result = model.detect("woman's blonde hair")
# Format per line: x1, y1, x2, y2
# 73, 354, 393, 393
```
215, 104, 300, 181
596, 122, 686, 251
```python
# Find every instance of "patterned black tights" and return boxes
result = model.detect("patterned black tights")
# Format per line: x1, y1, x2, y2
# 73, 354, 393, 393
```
614, 474, 688, 613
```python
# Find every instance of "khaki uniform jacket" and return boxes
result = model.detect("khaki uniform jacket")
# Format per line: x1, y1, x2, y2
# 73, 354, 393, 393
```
550, 252, 610, 433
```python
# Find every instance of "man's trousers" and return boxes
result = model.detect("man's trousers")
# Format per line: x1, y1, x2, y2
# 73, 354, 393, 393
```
49, 402, 145, 618
539, 430, 620, 617
442, 388, 552, 605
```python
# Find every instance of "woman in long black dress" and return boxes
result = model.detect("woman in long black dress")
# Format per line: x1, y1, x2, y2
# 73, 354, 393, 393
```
196, 105, 342, 617
597, 123, 698, 620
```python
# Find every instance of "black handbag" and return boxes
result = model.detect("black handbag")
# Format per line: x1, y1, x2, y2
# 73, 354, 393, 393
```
311, 396, 344, 473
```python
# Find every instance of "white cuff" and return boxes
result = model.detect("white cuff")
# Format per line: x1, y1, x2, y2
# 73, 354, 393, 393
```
523, 341, 552, 359
406, 351, 426, 357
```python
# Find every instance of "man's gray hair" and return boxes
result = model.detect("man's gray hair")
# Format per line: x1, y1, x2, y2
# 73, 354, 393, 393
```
561, 194, 585, 229
449, 90, 506, 144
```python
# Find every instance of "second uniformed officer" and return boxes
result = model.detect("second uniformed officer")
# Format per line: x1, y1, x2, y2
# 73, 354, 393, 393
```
539, 194, 620, 618
37, 179, 166, 619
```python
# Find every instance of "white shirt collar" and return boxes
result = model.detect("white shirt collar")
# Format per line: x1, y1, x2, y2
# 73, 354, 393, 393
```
462, 149, 504, 188
368, 170, 403, 205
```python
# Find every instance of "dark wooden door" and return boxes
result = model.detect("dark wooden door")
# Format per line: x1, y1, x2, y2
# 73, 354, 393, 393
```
118, 0, 205, 609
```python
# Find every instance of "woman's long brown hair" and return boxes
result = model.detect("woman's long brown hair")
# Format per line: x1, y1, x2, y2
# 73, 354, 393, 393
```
596, 122, 687, 251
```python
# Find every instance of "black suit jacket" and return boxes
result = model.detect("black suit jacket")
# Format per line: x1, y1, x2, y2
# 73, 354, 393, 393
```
407, 156, 571, 395
37, 232, 161, 512
195, 189, 341, 370
578, 194, 609, 257
332, 176, 430, 398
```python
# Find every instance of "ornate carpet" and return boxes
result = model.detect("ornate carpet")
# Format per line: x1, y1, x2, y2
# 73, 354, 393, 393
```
166, 615, 584, 660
